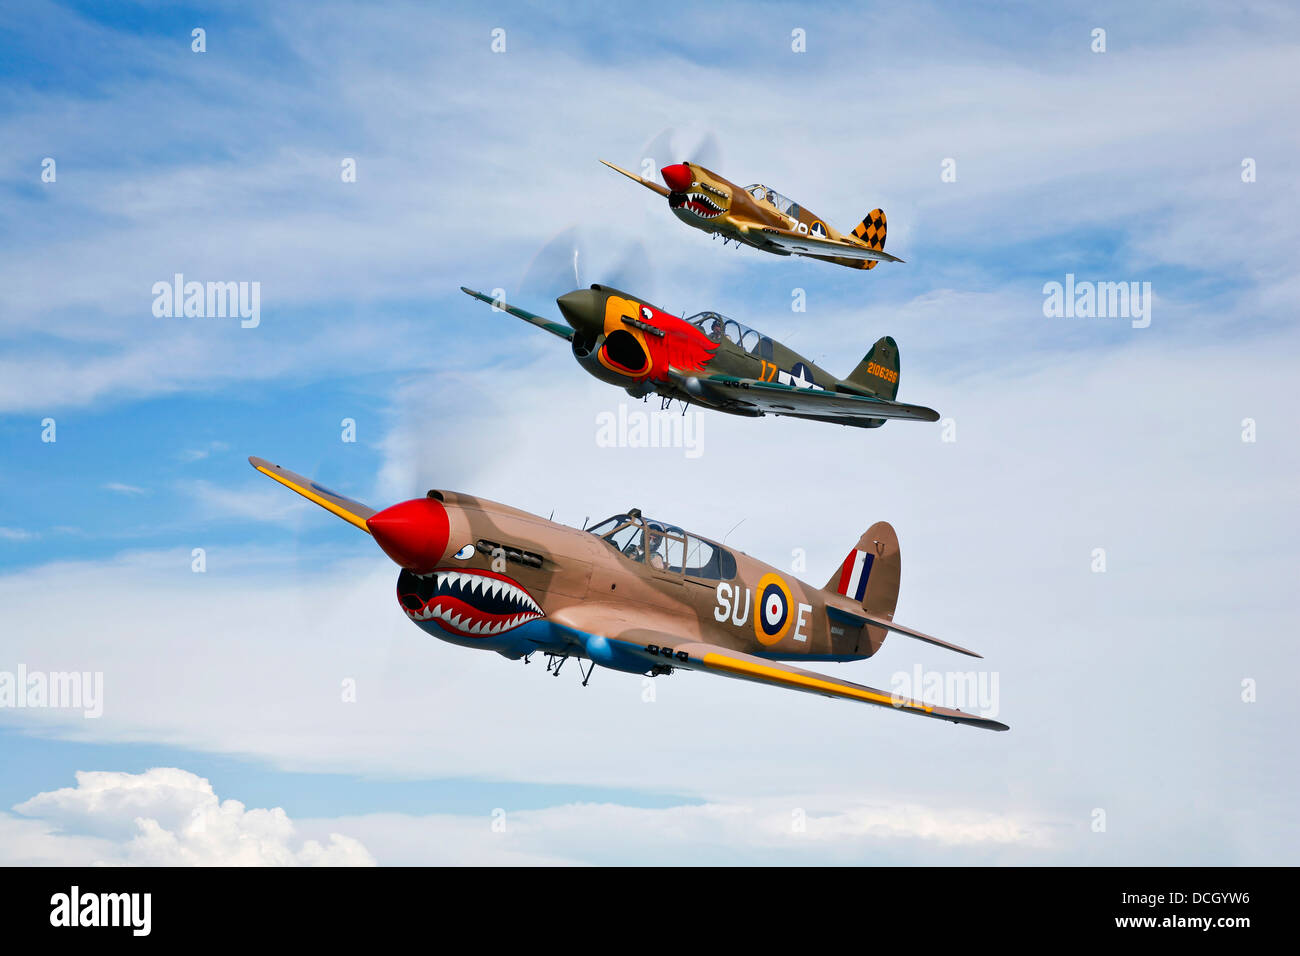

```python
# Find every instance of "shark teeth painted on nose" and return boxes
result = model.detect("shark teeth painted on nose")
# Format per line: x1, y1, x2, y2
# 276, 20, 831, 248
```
399, 569, 544, 638
684, 192, 723, 219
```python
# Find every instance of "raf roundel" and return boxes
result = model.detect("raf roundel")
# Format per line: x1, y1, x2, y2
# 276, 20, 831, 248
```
754, 572, 793, 646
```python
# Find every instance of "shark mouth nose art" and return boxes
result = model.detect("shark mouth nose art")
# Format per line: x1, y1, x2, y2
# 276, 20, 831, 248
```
397, 568, 544, 637
674, 191, 723, 219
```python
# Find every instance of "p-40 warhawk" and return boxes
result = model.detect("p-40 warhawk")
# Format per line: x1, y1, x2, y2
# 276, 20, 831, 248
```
249, 457, 1007, 730
461, 285, 938, 429
602, 159, 902, 270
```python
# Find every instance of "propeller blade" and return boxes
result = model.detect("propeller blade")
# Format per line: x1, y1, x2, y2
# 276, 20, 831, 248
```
519, 226, 585, 301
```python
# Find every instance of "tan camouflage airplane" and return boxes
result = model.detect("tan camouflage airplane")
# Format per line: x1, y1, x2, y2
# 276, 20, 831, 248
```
461, 284, 938, 429
602, 159, 901, 270
249, 456, 1008, 731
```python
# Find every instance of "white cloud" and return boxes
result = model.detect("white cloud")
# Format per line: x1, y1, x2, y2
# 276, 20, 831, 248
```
296, 797, 1056, 867
179, 441, 230, 464
6, 768, 374, 867
0, 768, 1051, 866
103, 482, 147, 496
182, 478, 311, 526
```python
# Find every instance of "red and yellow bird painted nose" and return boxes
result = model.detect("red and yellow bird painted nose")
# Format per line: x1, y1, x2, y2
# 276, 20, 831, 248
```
660, 163, 693, 192
366, 498, 449, 573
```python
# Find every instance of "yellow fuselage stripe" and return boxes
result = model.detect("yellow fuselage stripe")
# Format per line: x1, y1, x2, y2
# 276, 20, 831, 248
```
701, 652, 933, 714
253, 464, 372, 534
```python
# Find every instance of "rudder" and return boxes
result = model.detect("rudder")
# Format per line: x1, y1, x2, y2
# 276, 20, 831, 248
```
845, 335, 900, 400
850, 208, 887, 270
825, 521, 900, 654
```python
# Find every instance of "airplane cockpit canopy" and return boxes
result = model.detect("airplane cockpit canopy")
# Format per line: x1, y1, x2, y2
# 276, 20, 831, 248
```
587, 512, 737, 580
744, 183, 799, 218
685, 311, 770, 355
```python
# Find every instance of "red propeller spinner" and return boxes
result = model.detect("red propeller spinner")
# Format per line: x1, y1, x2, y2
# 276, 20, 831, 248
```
366, 498, 449, 573
660, 163, 693, 193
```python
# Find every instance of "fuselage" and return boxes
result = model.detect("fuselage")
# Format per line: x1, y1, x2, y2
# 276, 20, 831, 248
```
663, 162, 864, 262
395, 491, 883, 674
557, 284, 847, 412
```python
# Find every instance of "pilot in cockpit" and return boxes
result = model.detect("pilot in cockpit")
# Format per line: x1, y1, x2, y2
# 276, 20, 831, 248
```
625, 523, 667, 569
708, 317, 724, 341
644, 526, 666, 569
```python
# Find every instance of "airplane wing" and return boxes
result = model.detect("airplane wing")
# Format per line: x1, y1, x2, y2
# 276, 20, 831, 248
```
669, 369, 940, 423
599, 159, 671, 197
248, 456, 375, 533
736, 222, 904, 263
461, 287, 574, 341
608, 630, 1007, 731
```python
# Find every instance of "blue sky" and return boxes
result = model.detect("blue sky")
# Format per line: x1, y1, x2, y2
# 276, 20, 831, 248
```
1, 0, 1298, 864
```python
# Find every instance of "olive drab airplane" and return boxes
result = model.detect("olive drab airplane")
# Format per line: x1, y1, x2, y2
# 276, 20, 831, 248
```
601, 159, 902, 270
460, 285, 939, 429
248, 457, 1008, 731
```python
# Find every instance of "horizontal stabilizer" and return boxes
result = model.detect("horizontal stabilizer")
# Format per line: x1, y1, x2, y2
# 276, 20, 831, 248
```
825, 604, 982, 659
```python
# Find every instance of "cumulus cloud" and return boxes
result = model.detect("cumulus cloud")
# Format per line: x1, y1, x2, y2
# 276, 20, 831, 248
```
1, 769, 1050, 866
7, 768, 374, 867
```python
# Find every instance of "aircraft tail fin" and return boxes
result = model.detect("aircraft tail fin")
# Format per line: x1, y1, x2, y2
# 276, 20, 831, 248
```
826, 520, 900, 622
825, 522, 983, 658
849, 208, 887, 270
844, 336, 901, 401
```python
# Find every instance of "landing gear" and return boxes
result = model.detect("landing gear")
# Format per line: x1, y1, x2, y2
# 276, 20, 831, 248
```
539, 651, 597, 686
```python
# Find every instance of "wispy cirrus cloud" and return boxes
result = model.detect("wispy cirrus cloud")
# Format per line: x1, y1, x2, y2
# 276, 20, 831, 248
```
103, 482, 147, 496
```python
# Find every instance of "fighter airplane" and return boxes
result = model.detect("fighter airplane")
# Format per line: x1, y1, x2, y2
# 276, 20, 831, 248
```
461, 285, 939, 429
248, 456, 1008, 730
602, 159, 902, 270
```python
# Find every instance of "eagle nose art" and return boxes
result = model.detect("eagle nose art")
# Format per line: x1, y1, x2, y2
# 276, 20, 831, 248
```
366, 498, 449, 573
660, 163, 693, 192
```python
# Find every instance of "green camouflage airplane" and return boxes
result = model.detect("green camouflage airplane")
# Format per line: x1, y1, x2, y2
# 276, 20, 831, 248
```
461, 285, 939, 429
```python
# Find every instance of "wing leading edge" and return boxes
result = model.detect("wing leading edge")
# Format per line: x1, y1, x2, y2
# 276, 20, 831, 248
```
248, 457, 375, 533
461, 287, 574, 341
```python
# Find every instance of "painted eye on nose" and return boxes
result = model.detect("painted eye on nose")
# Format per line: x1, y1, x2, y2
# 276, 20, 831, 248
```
453, 544, 475, 560
641, 306, 653, 321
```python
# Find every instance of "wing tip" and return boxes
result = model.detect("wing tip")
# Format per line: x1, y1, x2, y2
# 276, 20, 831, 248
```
934, 705, 1008, 731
